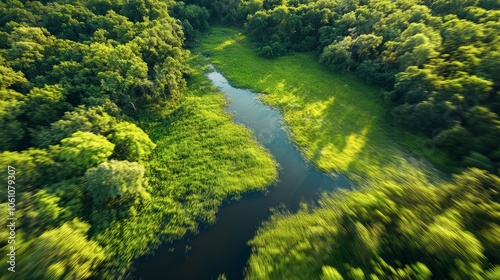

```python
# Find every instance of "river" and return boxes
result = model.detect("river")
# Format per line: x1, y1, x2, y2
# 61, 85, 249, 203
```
133, 65, 351, 279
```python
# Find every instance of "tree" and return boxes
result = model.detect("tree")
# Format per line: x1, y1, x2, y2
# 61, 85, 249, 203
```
83, 42, 153, 110
432, 0, 480, 15
120, 0, 150, 22
84, 160, 149, 233
463, 152, 496, 171
479, 50, 500, 86
421, 213, 485, 266
41, 2, 94, 41
0, 89, 25, 151
31, 105, 118, 148
246, 169, 500, 279
23, 189, 64, 237
0, 57, 28, 89
352, 34, 383, 62
57, 131, 114, 176
389, 66, 441, 105
88, 10, 136, 43
7, 26, 55, 79
356, 59, 395, 86
0, 148, 55, 195
434, 125, 475, 159
107, 121, 156, 161
15, 220, 106, 279
441, 18, 484, 52
24, 84, 72, 125
84, 160, 148, 205
129, 18, 189, 101
320, 36, 355, 72
320, 266, 344, 280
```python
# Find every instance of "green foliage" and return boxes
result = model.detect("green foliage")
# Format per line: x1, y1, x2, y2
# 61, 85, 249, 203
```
320, 266, 344, 280
88, 42, 152, 109
0, 57, 27, 88
22, 189, 64, 237
107, 122, 156, 161
320, 37, 354, 71
6, 26, 55, 79
14, 220, 106, 279
85, 160, 148, 205
0, 1, 278, 278
44, 178, 85, 223
201, 27, 441, 185
463, 152, 496, 172
171, 2, 210, 45
24, 84, 72, 125
0, 89, 26, 151
0, 148, 55, 194
57, 131, 114, 176
88, 58, 277, 277
84, 160, 150, 236
2, 0, 499, 278
31, 105, 119, 148
246, 169, 500, 279
0, 1, 276, 279
201, 26, 499, 279
435, 125, 475, 159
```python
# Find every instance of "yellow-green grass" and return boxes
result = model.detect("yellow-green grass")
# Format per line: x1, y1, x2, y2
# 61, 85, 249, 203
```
200, 27, 446, 185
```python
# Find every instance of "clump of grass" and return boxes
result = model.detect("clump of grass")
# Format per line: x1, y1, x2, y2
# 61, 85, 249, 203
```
201, 27, 445, 185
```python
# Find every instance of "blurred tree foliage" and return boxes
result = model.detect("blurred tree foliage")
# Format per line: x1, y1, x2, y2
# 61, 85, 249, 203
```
107, 122, 156, 161
13, 220, 106, 279
246, 169, 500, 279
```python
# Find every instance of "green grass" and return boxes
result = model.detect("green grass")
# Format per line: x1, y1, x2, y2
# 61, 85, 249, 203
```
200, 27, 446, 185
93, 55, 278, 276
145, 58, 278, 206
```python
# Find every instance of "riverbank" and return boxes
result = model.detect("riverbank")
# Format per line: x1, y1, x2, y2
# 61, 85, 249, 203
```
140, 55, 279, 229
201, 27, 446, 186
99, 56, 278, 277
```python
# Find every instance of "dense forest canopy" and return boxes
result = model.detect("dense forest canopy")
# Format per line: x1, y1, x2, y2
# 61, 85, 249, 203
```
0, 0, 190, 277
1, 0, 500, 279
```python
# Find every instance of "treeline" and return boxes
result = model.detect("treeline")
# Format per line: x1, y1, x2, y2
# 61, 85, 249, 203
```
246, 168, 500, 279
0, 0, 189, 278
182, 0, 500, 173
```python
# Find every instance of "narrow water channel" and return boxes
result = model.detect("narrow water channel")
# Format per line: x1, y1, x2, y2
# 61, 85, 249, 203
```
133, 65, 351, 280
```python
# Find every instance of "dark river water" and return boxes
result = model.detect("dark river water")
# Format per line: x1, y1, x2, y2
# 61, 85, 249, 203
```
133, 65, 351, 280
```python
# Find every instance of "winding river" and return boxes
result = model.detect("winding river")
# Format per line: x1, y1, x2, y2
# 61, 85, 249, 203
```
133, 65, 351, 279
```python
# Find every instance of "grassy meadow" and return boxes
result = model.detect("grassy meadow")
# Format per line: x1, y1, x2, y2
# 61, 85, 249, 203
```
201, 27, 447, 185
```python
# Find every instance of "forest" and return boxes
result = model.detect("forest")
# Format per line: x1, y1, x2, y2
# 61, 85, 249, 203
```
1, 0, 499, 279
